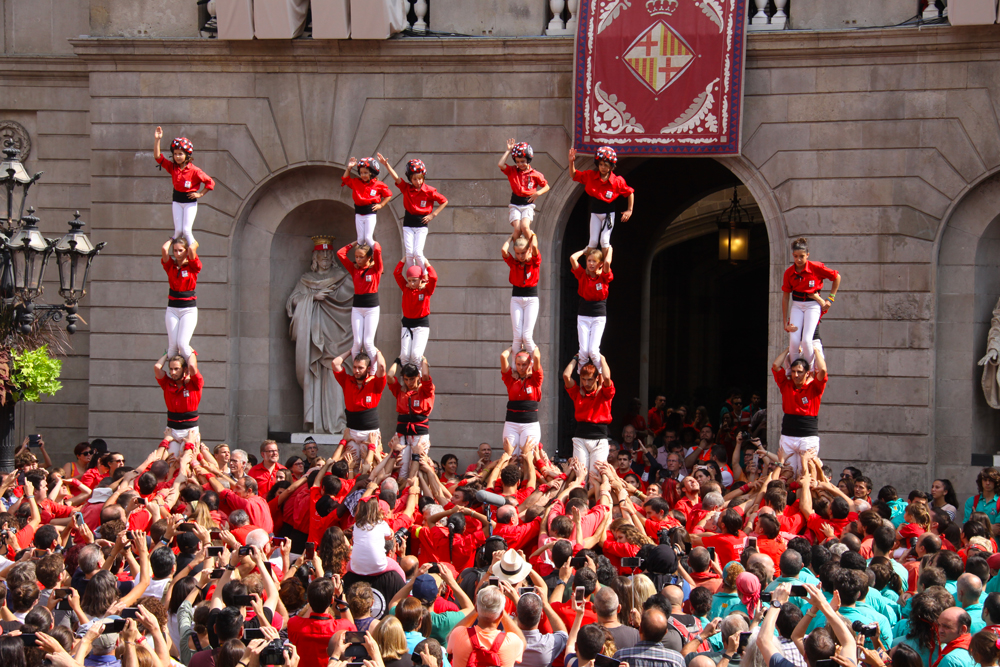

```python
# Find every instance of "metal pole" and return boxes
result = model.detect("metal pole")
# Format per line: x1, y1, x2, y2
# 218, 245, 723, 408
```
0, 400, 15, 473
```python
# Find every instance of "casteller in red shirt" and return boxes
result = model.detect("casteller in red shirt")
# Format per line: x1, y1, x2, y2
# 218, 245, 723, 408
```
157, 369, 204, 433
155, 153, 215, 196
782, 260, 839, 297
394, 260, 437, 320
502, 164, 548, 200
337, 242, 383, 299
162, 255, 202, 308
773, 367, 826, 418
572, 168, 634, 205
341, 174, 391, 208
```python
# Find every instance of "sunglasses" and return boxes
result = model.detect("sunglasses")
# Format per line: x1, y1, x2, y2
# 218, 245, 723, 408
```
79, 451, 92, 456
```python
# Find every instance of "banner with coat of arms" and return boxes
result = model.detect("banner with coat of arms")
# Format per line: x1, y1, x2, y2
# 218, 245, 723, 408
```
573, 0, 749, 155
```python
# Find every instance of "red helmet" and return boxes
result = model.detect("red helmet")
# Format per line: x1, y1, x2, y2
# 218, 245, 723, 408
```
405, 159, 426, 177
511, 142, 534, 162
357, 157, 380, 177
170, 137, 194, 156
596, 146, 617, 166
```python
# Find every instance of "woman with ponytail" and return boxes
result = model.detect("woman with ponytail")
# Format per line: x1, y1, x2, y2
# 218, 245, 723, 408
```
781, 237, 841, 371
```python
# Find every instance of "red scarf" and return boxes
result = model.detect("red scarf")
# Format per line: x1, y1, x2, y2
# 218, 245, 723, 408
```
931, 633, 972, 667
690, 570, 721, 583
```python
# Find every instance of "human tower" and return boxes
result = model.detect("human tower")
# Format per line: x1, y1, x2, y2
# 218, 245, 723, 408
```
149, 127, 841, 474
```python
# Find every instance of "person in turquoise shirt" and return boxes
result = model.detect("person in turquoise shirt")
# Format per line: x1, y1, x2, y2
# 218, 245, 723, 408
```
876, 486, 909, 527
764, 550, 811, 610
957, 573, 987, 633
709, 562, 744, 621
964, 467, 1000, 523
892, 588, 954, 666
931, 607, 977, 667
806, 570, 892, 649
840, 551, 898, 625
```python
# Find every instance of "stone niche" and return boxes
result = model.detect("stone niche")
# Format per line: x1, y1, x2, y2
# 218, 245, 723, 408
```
90, 0, 199, 37
791, 0, 917, 29
432, 0, 547, 36
268, 200, 356, 434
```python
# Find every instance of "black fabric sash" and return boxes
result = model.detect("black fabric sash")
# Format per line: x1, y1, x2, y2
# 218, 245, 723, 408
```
354, 204, 375, 215
345, 407, 379, 431
574, 422, 610, 439
167, 410, 199, 429
353, 293, 379, 308
505, 399, 539, 423
396, 412, 430, 436
781, 414, 819, 437
578, 297, 607, 317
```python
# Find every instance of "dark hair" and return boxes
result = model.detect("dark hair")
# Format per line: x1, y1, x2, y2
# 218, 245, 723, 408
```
307, 577, 335, 613
0, 635, 27, 667
81, 570, 119, 617
32, 525, 58, 551
937, 551, 964, 581
776, 602, 803, 639
907, 591, 946, 653
720, 509, 743, 535
688, 586, 713, 618
216, 639, 246, 667
791, 237, 808, 253
933, 479, 959, 507
890, 642, 924, 667
985, 592, 1000, 624
788, 537, 812, 568
576, 625, 607, 662
401, 363, 420, 378
575, 567, 599, 597
395, 596, 424, 632
35, 554, 65, 589
169, 576, 202, 614
215, 607, 244, 642
150, 546, 177, 579
803, 626, 836, 665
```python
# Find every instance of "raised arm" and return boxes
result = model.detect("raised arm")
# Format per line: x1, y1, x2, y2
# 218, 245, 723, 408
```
569, 248, 586, 271
331, 353, 347, 374
376, 153, 400, 183
500, 348, 512, 374
499, 138, 514, 171
563, 358, 578, 389
161, 238, 172, 263
603, 245, 613, 267
374, 348, 387, 378
568, 147, 577, 178
154, 353, 168, 380
814, 344, 828, 382
153, 126, 163, 161
772, 349, 789, 372
343, 157, 357, 180
600, 354, 611, 384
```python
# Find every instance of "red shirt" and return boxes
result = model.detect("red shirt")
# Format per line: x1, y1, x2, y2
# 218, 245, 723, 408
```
287, 613, 356, 667
341, 175, 391, 206
701, 532, 747, 568
77, 468, 108, 491
337, 242, 383, 296
781, 260, 838, 296
772, 368, 826, 417
806, 514, 853, 540
572, 169, 634, 203
220, 489, 274, 534
502, 367, 543, 402
755, 536, 787, 576
643, 516, 681, 540
502, 164, 548, 198
492, 516, 542, 551
572, 264, 613, 302
162, 256, 202, 305
603, 537, 641, 573
504, 252, 541, 288
393, 261, 437, 319
333, 368, 386, 412
156, 154, 215, 193
308, 487, 340, 545
157, 371, 204, 415
396, 180, 447, 215
389, 377, 435, 416
38, 499, 73, 525
648, 408, 665, 436
248, 462, 287, 500
566, 379, 615, 425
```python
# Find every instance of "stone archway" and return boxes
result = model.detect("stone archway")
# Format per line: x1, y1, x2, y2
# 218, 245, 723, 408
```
934, 169, 1000, 496
536, 154, 788, 451
228, 165, 404, 447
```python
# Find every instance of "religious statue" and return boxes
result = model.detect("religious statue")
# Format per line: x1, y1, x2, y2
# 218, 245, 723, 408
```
979, 297, 1000, 408
286, 236, 354, 433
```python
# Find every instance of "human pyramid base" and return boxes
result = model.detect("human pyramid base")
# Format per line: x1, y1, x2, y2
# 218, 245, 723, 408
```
0, 129, 996, 667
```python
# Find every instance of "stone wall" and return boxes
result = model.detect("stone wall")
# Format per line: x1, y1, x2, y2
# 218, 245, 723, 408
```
3, 24, 1000, 505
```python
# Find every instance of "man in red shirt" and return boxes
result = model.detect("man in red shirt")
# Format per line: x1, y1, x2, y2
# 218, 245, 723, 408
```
500, 346, 543, 456
393, 259, 437, 367
771, 346, 827, 475
388, 357, 434, 479
332, 349, 387, 470
692, 509, 747, 567
563, 355, 614, 484
78, 452, 124, 491
203, 471, 274, 534
648, 395, 666, 437
798, 469, 855, 541
248, 440, 286, 499
287, 577, 356, 667
153, 353, 204, 453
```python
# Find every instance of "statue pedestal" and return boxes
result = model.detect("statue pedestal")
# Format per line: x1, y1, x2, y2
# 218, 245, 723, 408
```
290, 432, 343, 445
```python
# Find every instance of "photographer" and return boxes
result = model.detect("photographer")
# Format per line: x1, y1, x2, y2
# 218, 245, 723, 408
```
760, 583, 857, 667
287, 576, 356, 667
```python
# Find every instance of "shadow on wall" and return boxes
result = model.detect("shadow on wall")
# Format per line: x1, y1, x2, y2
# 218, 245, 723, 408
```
268, 200, 355, 433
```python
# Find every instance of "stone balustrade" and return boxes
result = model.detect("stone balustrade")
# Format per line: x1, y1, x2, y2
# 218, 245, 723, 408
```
400, 0, 429, 30
749, 0, 790, 30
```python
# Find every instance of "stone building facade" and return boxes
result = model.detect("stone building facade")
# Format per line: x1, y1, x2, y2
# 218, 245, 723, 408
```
4, 1, 1000, 504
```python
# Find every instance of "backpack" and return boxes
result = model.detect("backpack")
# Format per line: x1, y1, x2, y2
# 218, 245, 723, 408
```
668, 614, 709, 653
973, 495, 1000, 516
466, 627, 506, 667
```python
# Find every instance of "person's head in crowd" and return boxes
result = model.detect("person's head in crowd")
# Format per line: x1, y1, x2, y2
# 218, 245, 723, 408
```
228, 509, 249, 529
983, 592, 1000, 625
719, 614, 749, 649
937, 606, 972, 645
638, 606, 668, 643
320, 526, 351, 576
956, 573, 983, 609
718, 509, 744, 536
688, 547, 711, 574
306, 577, 336, 613
869, 558, 903, 598
346, 582, 373, 621
908, 489, 930, 506
515, 587, 544, 631
976, 467, 1000, 498
230, 449, 249, 478
907, 590, 950, 654
36, 553, 66, 590
936, 551, 964, 582
150, 545, 177, 581
915, 532, 941, 559
918, 567, 947, 593
213, 639, 246, 667
284, 455, 305, 480
971, 628, 1000, 667
395, 596, 426, 634
32, 524, 58, 554
774, 602, 803, 641
170, 576, 203, 616
575, 624, 609, 664
687, 586, 713, 619
931, 478, 958, 508
779, 548, 803, 579
0, 635, 27, 667
78, 544, 104, 576
965, 554, 990, 583
215, 606, 244, 642
10, 583, 38, 614
853, 476, 872, 499
82, 570, 122, 617
802, 626, 838, 667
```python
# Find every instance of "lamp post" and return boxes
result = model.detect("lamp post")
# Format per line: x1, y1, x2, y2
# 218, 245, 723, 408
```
0, 141, 104, 471
717, 186, 752, 265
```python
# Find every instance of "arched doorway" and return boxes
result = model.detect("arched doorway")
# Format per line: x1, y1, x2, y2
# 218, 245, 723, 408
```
554, 157, 773, 453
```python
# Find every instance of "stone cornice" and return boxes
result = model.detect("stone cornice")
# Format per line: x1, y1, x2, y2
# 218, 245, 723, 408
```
0, 55, 88, 83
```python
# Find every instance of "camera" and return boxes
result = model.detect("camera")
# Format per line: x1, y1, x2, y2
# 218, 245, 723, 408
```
238, 546, 253, 556
852, 621, 879, 638
760, 592, 772, 603
393, 528, 408, 545
621, 557, 642, 568
259, 640, 288, 666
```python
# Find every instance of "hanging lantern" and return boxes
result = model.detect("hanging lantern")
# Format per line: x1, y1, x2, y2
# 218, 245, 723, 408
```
718, 187, 752, 264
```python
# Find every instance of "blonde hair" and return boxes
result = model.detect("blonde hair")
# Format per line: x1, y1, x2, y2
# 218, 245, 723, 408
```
513, 237, 529, 251
631, 573, 656, 607
616, 523, 654, 547
374, 616, 409, 660
586, 248, 605, 262
189, 501, 218, 530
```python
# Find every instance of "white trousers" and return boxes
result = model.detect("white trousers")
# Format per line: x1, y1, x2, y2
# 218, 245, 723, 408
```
355, 213, 377, 247
502, 421, 540, 456
510, 296, 539, 354
788, 300, 821, 368
172, 201, 198, 245
345, 429, 380, 460
403, 226, 428, 272
577, 315, 607, 370
397, 434, 428, 478
165, 306, 198, 360
351, 306, 380, 370
779, 434, 819, 476
400, 325, 429, 366
572, 437, 610, 482
167, 427, 199, 454
588, 212, 616, 249
508, 204, 535, 223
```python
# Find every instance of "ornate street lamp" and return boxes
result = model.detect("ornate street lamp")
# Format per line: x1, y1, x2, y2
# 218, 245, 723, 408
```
717, 186, 752, 265
54, 212, 106, 334
0, 144, 41, 232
